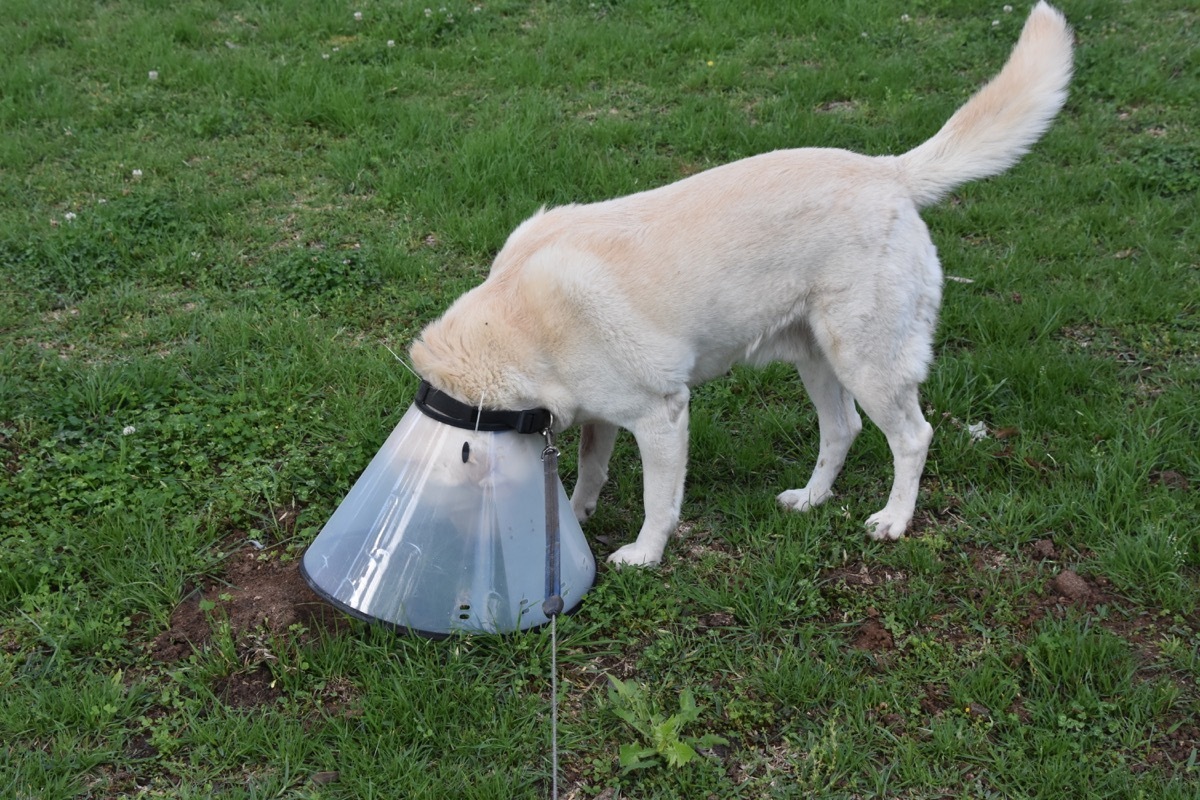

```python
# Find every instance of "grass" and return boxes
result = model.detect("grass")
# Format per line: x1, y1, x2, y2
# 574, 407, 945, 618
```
1, 0, 1198, 797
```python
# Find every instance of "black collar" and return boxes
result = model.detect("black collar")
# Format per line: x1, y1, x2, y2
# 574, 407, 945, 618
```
414, 380, 551, 434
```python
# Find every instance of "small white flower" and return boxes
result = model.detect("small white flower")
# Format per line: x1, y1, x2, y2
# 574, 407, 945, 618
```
131, 169, 143, 178
354, 11, 363, 21
861, 31, 869, 38
148, 70, 159, 81
1003, 4, 1013, 12
424, 8, 432, 17
322, 52, 330, 59
190, 251, 201, 259
122, 425, 137, 436
98, 198, 107, 204
64, 211, 77, 222
992, 19, 1000, 27
387, 39, 395, 47
901, 13, 911, 22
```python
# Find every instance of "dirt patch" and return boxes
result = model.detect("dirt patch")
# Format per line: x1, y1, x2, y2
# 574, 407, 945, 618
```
1139, 722, 1200, 772
1019, 567, 1120, 629
909, 495, 969, 533
816, 99, 858, 114
151, 547, 348, 664
826, 562, 908, 590
1048, 568, 1091, 603
695, 611, 738, 629
1149, 470, 1191, 491
213, 665, 278, 709
851, 618, 894, 652
1029, 538, 1059, 561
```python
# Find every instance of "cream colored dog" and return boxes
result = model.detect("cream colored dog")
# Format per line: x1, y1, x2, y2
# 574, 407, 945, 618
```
411, 3, 1073, 566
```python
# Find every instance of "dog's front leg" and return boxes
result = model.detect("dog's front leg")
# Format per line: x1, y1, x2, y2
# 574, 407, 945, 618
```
608, 389, 690, 567
570, 422, 618, 522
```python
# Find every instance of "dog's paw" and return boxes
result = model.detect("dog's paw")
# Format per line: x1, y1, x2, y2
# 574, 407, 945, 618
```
571, 498, 597, 524
607, 543, 662, 568
777, 487, 831, 513
865, 510, 909, 541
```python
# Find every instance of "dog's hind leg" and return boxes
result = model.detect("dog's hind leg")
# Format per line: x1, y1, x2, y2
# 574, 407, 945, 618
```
795, 243, 938, 541
853, 384, 933, 541
777, 353, 862, 513
608, 389, 691, 567
571, 421, 618, 522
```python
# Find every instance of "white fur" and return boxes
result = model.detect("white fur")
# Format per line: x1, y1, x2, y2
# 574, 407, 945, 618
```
411, 3, 1073, 566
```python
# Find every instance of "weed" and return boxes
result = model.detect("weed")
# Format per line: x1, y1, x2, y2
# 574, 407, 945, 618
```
605, 676, 728, 773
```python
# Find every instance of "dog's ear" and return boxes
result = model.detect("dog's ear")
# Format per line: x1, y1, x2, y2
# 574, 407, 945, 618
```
408, 336, 433, 377
409, 322, 461, 385
409, 316, 462, 385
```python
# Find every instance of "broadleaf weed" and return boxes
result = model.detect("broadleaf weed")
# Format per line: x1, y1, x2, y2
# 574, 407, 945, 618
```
606, 676, 728, 773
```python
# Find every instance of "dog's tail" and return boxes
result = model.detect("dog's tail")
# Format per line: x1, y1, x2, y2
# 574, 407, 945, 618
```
897, 1, 1073, 208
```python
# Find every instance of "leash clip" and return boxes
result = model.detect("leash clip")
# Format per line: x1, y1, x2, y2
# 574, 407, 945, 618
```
541, 414, 559, 461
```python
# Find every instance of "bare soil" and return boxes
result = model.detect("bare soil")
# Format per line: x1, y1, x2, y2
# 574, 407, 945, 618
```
151, 546, 348, 668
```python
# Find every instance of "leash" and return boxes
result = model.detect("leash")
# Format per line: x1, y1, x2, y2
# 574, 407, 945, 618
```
541, 422, 564, 800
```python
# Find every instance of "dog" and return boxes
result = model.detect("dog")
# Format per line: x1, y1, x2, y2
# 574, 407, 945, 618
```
410, 3, 1073, 566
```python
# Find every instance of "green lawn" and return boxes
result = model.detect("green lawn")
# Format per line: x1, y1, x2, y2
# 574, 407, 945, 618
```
2, 1, 1198, 798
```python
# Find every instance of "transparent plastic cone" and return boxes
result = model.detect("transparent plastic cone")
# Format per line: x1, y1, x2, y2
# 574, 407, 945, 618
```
301, 404, 595, 636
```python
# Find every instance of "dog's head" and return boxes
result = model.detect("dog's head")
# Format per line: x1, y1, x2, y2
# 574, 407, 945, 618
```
411, 209, 597, 429
410, 282, 570, 425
